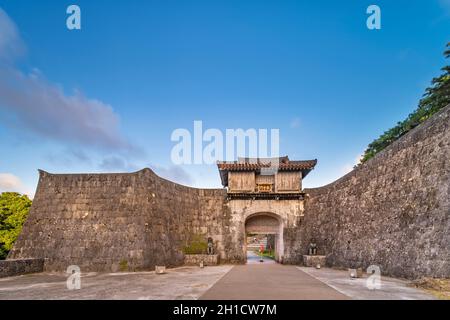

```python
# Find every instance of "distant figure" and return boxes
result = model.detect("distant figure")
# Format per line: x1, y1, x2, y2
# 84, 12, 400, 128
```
259, 243, 264, 263
207, 237, 214, 255
309, 239, 317, 255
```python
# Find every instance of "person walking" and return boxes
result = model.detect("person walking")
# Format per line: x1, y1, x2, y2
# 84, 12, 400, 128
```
259, 243, 264, 262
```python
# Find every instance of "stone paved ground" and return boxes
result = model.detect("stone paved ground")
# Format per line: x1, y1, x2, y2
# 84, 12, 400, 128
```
200, 264, 348, 300
0, 265, 233, 300
201, 265, 435, 300
246, 251, 276, 264
0, 264, 435, 300
297, 267, 436, 300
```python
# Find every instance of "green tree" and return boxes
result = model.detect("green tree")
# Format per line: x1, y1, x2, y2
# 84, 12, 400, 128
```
0, 192, 32, 259
361, 43, 450, 163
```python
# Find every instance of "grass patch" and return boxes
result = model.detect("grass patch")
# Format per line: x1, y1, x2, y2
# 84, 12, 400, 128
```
119, 259, 128, 272
409, 278, 450, 300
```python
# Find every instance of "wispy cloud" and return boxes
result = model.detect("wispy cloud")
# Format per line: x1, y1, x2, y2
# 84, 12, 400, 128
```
0, 8, 140, 155
0, 173, 33, 198
150, 165, 194, 186
0, 8, 24, 61
95, 157, 194, 185
45, 148, 93, 166
99, 156, 140, 172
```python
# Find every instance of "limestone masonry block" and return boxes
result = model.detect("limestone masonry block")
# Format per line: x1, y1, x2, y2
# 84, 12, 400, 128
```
184, 254, 219, 266
6, 106, 450, 279
303, 255, 326, 267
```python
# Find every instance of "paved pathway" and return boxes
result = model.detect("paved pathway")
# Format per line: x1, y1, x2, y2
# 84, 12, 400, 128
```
246, 251, 276, 264
0, 266, 233, 300
0, 264, 434, 300
200, 264, 348, 300
298, 267, 435, 300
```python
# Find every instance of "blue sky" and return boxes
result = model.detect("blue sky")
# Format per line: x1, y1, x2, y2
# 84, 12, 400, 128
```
0, 0, 449, 196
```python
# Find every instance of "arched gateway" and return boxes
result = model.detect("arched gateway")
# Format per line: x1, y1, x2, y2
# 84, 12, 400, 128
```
244, 212, 283, 262
9, 156, 317, 271
8, 107, 450, 279
217, 156, 317, 263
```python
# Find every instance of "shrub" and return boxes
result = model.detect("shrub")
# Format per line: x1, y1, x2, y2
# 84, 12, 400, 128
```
0, 192, 32, 260
360, 43, 450, 164
119, 259, 128, 271
182, 234, 208, 254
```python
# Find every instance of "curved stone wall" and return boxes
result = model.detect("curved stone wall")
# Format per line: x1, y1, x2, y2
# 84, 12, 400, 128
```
8, 105, 450, 279
8, 169, 233, 272
300, 105, 450, 279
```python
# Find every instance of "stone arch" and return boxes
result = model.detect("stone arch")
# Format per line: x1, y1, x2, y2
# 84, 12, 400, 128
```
244, 212, 284, 262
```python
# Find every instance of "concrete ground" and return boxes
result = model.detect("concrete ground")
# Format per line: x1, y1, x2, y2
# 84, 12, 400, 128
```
0, 265, 233, 300
0, 264, 435, 300
200, 264, 348, 300
298, 267, 436, 300
246, 250, 276, 264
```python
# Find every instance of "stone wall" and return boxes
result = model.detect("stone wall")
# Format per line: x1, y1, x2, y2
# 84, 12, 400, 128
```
7, 105, 450, 279
184, 254, 219, 266
8, 169, 235, 272
0, 259, 44, 278
299, 105, 450, 279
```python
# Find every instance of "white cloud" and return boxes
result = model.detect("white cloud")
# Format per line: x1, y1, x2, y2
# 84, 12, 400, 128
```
150, 165, 194, 186
0, 173, 33, 197
0, 8, 140, 155
341, 164, 354, 175
0, 8, 24, 61
341, 154, 363, 175
45, 148, 92, 166
99, 156, 140, 172
0, 173, 21, 189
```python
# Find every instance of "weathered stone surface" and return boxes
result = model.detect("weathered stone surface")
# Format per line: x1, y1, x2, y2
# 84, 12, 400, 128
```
0, 259, 44, 278
8, 169, 233, 272
303, 255, 326, 267
184, 254, 219, 266
297, 105, 450, 279
7, 105, 450, 279
226, 199, 305, 263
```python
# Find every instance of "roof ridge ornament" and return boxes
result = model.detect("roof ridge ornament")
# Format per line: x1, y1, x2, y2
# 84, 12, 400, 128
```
217, 157, 317, 188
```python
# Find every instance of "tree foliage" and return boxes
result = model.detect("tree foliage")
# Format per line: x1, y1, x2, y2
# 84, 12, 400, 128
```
0, 192, 32, 259
360, 43, 450, 163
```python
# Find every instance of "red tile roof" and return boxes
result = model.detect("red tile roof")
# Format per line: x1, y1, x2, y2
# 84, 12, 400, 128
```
217, 156, 317, 187
217, 157, 317, 171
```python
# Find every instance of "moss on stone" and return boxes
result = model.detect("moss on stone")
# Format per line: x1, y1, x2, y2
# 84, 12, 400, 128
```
182, 234, 208, 255
119, 259, 128, 272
